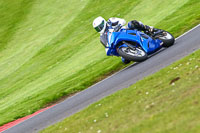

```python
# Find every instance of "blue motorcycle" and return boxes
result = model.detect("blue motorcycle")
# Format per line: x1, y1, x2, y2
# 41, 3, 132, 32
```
105, 25, 175, 63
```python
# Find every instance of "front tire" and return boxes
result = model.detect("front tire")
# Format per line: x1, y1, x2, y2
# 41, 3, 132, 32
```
117, 46, 148, 62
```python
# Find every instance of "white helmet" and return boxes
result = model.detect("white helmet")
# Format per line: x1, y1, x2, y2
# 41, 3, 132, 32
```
93, 16, 107, 34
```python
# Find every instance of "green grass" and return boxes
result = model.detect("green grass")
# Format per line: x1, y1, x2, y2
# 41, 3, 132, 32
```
41, 50, 200, 133
0, 0, 200, 126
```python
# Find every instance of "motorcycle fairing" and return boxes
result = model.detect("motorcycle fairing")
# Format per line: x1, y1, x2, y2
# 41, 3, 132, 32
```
106, 29, 162, 56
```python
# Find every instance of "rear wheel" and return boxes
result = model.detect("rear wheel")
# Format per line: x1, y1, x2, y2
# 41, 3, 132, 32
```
117, 46, 148, 62
157, 31, 175, 47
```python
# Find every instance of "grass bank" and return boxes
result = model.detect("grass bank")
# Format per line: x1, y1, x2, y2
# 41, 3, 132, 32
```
0, 0, 199, 125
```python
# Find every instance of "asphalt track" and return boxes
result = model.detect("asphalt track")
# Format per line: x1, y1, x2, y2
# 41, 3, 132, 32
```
3, 24, 200, 133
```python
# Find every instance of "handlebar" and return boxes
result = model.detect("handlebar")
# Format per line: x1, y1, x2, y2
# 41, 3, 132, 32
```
113, 25, 122, 32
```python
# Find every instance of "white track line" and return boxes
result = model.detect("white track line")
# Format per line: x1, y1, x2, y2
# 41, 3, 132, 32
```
176, 24, 200, 40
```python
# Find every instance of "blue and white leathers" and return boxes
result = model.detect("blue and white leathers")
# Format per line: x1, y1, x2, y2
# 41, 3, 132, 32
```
105, 28, 163, 56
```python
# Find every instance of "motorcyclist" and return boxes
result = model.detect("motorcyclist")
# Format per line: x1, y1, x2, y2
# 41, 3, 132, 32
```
92, 16, 155, 64
92, 16, 155, 48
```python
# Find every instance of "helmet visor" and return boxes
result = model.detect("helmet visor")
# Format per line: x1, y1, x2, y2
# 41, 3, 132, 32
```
94, 20, 105, 32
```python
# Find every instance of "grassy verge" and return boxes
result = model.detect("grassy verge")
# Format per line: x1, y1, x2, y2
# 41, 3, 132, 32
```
0, 0, 200, 125
42, 49, 200, 133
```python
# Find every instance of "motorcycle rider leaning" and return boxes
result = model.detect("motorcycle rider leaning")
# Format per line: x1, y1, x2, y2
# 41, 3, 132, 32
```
92, 16, 155, 48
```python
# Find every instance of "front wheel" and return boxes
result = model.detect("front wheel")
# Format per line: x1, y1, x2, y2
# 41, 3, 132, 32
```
117, 46, 148, 62
157, 31, 175, 47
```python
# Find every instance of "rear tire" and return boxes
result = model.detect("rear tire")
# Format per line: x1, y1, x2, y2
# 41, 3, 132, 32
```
157, 31, 175, 47
117, 46, 148, 62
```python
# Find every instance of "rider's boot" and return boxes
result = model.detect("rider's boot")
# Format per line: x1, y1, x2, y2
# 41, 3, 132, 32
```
145, 25, 160, 32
